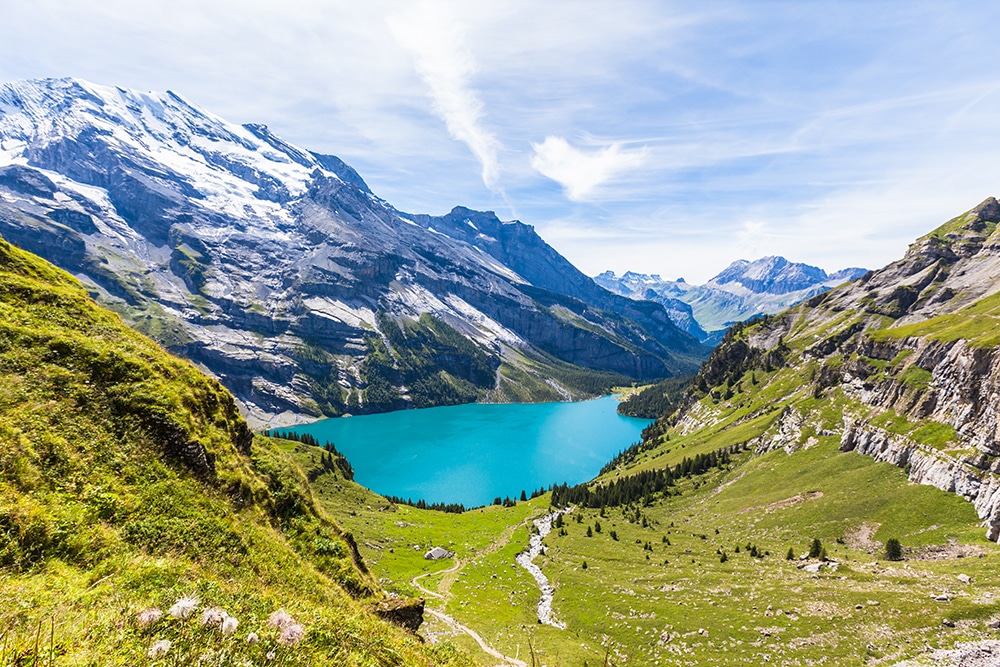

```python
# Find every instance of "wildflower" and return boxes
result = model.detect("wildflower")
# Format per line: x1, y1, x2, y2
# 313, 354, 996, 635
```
137, 608, 163, 627
246, 632, 259, 644
265, 651, 276, 661
201, 607, 227, 627
268, 609, 294, 629
168, 596, 199, 619
278, 623, 305, 646
221, 616, 239, 636
147, 639, 172, 658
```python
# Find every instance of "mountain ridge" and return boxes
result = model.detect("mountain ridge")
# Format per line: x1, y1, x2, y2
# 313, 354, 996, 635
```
657, 195, 1000, 540
0, 76, 707, 426
596, 256, 867, 341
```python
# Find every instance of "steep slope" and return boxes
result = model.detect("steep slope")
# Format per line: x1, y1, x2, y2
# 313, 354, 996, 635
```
0, 77, 707, 427
0, 234, 469, 665
596, 257, 867, 341
650, 196, 1000, 541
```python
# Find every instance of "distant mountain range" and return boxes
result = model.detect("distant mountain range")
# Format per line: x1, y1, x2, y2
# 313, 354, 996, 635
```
595, 256, 868, 343
0, 77, 707, 426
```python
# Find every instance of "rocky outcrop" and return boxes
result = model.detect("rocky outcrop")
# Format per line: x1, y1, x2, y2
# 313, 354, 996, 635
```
841, 421, 1000, 540
370, 597, 425, 633
668, 196, 1000, 541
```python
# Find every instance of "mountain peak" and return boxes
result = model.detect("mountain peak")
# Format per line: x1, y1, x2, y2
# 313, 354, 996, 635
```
709, 255, 828, 295
0, 77, 705, 424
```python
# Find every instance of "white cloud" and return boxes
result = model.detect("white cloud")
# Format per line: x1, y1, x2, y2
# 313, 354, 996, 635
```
530, 136, 649, 201
387, 1, 502, 192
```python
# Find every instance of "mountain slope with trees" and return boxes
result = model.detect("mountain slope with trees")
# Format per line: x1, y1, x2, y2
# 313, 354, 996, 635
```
0, 77, 707, 427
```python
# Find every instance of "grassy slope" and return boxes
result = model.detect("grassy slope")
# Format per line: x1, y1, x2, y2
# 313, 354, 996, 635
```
0, 236, 470, 666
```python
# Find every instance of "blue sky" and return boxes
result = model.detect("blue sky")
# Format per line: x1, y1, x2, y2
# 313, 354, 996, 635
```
3, 1, 1000, 282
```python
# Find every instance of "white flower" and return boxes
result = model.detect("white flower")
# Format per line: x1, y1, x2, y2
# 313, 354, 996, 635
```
137, 608, 162, 627
147, 639, 171, 658
200, 607, 227, 627
265, 651, 276, 661
246, 632, 259, 644
168, 596, 199, 619
278, 623, 305, 646
268, 609, 294, 629
221, 616, 239, 636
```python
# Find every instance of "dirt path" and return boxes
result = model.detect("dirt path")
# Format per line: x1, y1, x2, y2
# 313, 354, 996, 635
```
424, 608, 527, 667
412, 560, 461, 600
412, 512, 541, 667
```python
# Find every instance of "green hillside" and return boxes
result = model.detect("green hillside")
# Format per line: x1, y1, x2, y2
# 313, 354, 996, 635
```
293, 200, 1000, 666
0, 235, 469, 666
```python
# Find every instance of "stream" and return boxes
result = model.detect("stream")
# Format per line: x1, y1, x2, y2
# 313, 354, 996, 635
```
515, 508, 573, 629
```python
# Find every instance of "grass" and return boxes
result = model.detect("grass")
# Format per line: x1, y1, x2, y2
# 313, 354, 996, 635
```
0, 235, 472, 666
295, 386, 998, 666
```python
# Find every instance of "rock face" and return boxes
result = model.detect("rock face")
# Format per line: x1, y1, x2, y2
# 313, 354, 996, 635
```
596, 258, 867, 341
370, 597, 425, 634
670, 197, 1000, 541
0, 77, 707, 426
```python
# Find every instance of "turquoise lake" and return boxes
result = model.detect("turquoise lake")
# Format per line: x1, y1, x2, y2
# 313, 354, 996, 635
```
285, 395, 651, 507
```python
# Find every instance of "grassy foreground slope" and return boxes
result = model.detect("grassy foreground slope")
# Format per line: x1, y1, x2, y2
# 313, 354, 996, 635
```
0, 235, 470, 666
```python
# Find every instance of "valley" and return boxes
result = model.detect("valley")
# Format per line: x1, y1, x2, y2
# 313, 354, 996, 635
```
3, 76, 1000, 667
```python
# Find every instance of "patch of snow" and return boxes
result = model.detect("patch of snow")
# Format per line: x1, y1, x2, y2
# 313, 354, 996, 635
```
443, 294, 523, 346
302, 297, 376, 329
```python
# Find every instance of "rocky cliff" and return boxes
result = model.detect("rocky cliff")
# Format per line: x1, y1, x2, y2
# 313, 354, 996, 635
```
657, 197, 1000, 541
0, 77, 707, 426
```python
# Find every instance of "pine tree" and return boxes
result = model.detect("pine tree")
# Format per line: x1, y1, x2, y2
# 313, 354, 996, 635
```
586, 526, 593, 537
885, 538, 903, 561
808, 538, 822, 559
786, 547, 795, 560
720, 551, 728, 563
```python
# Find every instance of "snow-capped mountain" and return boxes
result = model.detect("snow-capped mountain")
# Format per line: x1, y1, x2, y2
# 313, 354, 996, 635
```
596, 257, 867, 342
0, 77, 706, 426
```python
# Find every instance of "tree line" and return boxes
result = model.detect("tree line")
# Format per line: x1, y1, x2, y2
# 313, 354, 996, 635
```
266, 430, 354, 480
385, 496, 467, 514
552, 443, 745, 509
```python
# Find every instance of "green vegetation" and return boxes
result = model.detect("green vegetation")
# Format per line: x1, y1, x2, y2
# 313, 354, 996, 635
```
360, 313, 498, 412
869, 290, 1000, 348
616, 374, 694, 418
886, 537, 904, 561
0, 235, 469, 666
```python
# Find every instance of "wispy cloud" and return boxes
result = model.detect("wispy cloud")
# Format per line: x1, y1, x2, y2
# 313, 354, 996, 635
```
530, 136, 649, 201
387, 1, 501, 192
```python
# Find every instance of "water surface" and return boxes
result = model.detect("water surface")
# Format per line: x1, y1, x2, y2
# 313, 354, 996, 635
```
287, 395, 650, 507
